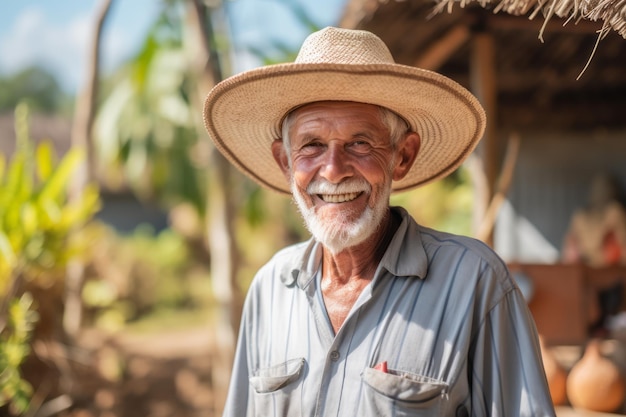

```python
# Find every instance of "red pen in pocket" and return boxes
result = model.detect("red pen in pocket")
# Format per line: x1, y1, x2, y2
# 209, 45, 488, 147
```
373, 361, 388, 373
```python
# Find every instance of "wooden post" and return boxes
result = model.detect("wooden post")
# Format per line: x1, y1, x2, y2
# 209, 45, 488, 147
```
469, 29, 499, 246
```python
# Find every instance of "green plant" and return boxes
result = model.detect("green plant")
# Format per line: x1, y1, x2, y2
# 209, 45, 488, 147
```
0, 293, 39, 415
0, 103, 100, 291
0, 103, 101, 414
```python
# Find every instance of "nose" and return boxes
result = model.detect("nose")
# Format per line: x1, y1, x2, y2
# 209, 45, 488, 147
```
319, 143, 353, 184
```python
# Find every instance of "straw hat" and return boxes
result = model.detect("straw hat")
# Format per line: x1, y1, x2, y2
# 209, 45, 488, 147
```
203, 26, 486, 194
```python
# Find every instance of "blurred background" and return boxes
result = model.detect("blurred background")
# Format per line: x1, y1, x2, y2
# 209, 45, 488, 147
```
1, 0, 626, 416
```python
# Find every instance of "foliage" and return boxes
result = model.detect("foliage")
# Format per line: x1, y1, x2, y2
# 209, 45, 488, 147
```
0, 103, 101, 290
81, 222, 213, 332
0, 103, 101, 415
95, 0, 331, 230
0, 66, 70, 115
94, 4, 207, 216
0, 294, 39, 415
392, 168, 475, 236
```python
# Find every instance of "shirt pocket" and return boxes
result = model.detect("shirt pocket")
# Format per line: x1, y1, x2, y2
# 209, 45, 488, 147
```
249, 357, 305, 393
361, 367, 448, 417
249, 358, 305, 417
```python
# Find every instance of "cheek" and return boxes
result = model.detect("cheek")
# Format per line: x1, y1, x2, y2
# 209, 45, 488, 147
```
292, 172, 308, 191
368, 181, 390, 206
291, 157, 318, 183
361, 153, 395, 182
290, 167, 315, 203
362, 155, 395, 203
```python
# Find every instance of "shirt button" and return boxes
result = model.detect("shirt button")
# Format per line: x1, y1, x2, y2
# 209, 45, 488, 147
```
329, 350, 340, 361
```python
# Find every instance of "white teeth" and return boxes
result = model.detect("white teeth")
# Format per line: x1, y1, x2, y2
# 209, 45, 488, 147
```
320, 192, 360, 203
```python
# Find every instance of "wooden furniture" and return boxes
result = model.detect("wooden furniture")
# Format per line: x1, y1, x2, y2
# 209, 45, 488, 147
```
508, 263, 626, 346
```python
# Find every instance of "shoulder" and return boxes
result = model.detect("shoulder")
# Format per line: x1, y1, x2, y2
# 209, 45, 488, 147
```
242, 240, 312, 316
270, 240, 312, 263
415, 225, 517, 303
418, 225, 508, 273
263, 240, 311, 274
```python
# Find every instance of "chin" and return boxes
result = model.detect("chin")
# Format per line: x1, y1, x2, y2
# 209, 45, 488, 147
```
291, 177, 392, 254
294, 196, 388, 254
315, 208, 378, 254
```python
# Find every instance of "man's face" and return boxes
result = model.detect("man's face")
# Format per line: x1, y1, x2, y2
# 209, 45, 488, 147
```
284, 101, 398, 253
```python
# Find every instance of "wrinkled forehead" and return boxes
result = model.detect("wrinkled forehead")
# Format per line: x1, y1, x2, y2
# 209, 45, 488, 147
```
282, 101, 392, 141
281, 100, 381, 125
280, 100, 409, 136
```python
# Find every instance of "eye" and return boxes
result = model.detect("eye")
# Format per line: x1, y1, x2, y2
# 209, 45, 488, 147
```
298, 140, 325, 155
349, 140, 372, 153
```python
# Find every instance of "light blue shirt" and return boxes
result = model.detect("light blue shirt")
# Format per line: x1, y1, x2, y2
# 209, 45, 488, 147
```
224, 207, 556, 416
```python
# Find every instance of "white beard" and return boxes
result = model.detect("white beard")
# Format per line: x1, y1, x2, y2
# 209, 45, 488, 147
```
292, 177, 392, 254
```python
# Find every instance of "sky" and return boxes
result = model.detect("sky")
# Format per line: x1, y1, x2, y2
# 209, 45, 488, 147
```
0, 0, 346, 93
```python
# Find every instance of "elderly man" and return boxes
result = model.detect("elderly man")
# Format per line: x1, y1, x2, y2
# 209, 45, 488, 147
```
204, 27, 555, 417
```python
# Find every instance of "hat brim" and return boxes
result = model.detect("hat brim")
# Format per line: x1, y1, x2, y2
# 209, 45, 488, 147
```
203, 62, 486, 195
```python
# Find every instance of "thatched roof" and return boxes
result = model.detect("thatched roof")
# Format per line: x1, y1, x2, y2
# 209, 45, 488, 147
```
433, 0, 626, 39
339, 0, 626, 132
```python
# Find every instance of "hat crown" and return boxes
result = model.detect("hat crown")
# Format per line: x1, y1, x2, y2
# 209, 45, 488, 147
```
295, 27, 395, 66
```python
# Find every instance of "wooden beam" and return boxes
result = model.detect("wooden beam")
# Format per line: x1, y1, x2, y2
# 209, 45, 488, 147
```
413, 24, 470, 70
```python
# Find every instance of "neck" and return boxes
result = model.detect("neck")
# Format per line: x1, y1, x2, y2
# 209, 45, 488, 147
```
321, 208, 399, 285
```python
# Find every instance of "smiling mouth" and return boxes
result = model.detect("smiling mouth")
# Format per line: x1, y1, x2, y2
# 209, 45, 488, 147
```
318, 192, 362, 203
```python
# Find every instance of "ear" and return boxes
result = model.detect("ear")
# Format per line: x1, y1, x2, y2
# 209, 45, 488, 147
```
271, 139, 291, 180
392, 132, 421, 181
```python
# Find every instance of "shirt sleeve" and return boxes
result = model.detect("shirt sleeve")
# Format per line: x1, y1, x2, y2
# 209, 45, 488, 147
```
469, 287, 557, 417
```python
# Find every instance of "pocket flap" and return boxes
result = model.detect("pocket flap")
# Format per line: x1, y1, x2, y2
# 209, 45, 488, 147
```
362, 367, 447, 402
250, 358, 305, 393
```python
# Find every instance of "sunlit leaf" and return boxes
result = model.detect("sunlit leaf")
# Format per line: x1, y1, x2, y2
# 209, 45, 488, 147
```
0, 154, 5, 184
38, 199, 62, 226
4, 154, 26, 202
94, 80, 135, 163
147, 49, 186, 93
35, 140, 57, 181
20, 202, 38, 237
0, 231, 16, 268
82, 280, 117, 307
37, 148, 84, 203
59, 184, 102, 228
157, 95, 191, 127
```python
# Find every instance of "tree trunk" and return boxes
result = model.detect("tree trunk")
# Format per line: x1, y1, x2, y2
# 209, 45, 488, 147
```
187, 1, 242, 414
64, 0, 113, 338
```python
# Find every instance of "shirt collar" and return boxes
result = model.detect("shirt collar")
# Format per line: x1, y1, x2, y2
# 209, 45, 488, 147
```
284, 207, 429, 289
279, 238, 321, 288
378, 206, 429, 280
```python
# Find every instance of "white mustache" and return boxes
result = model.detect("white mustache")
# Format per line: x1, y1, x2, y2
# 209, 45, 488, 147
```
307, 179, 371, 195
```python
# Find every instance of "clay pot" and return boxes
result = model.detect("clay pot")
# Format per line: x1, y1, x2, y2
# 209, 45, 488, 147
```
566, 339, 626, 413
539, 337, 568, 406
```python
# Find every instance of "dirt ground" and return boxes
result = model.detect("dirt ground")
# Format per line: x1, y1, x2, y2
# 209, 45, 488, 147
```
13, 327, 219, 417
